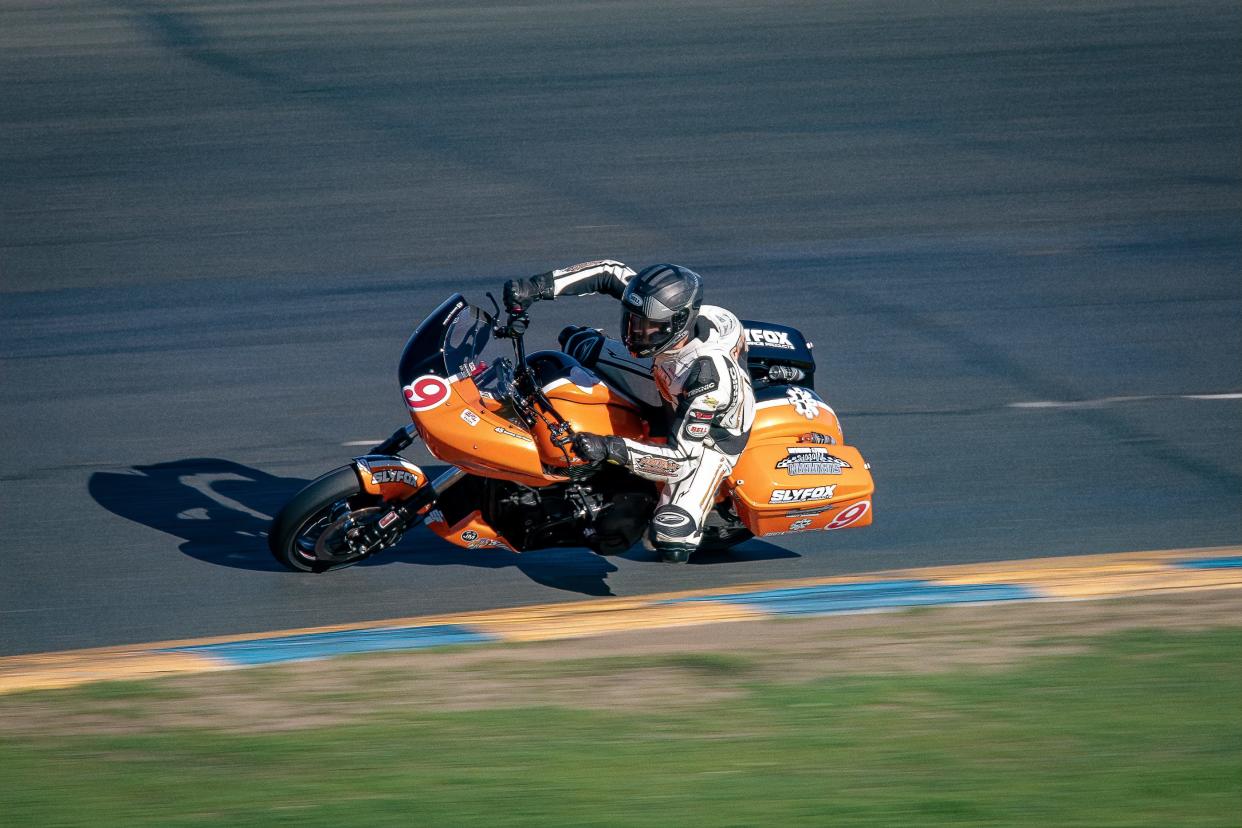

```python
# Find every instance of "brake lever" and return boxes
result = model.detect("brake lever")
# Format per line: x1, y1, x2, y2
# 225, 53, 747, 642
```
492, 313, 527, 339
483, 292, 512, 338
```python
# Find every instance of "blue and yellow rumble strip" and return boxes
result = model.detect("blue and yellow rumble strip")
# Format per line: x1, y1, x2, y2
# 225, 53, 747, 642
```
165, 624, 499, 667
662, 579, 1037, 615
2, 547, 1239, 694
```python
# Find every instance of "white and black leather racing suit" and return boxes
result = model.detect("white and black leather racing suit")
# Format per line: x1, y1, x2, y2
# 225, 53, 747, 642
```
542, 260, 756, 558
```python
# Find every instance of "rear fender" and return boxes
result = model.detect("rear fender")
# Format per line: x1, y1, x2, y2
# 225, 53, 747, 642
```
352, 455, 428, 503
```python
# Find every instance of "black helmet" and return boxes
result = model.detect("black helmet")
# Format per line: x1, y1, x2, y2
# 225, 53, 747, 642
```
620, 264, 705, 358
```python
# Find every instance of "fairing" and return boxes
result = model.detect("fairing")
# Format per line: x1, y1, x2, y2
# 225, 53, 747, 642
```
396, 295, 551, 485
425, 508, 516, 553
395, 295, 648, 484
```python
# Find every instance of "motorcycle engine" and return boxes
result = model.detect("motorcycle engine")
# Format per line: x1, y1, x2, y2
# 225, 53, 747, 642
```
486, 467, 656, 555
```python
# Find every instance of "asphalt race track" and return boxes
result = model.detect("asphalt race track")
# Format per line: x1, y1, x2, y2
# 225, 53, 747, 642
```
2, 0, 1239, 656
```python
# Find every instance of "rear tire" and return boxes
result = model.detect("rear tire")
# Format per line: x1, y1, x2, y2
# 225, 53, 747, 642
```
268, 466, 378, 573
697, 520, 754, 553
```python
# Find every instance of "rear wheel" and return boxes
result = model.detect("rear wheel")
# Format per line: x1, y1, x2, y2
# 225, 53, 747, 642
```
268, 466, 382, 573
698, 503, 754, 553
697, 525, 754, 553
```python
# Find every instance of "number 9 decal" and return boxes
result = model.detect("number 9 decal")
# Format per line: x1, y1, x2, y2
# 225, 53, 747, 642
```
403, 375, 451, 412
825, 500, 869, 531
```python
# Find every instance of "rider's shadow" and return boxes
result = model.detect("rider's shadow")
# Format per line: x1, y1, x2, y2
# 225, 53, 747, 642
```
86, 459, 618, 594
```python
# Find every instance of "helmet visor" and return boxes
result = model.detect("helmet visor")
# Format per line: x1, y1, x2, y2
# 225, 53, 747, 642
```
622, 310, 676, 356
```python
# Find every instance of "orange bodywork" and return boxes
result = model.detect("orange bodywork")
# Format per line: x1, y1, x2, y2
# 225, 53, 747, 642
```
530, 378, 650, 470
409, 368, 654, 481
408, 373, 562, 488
426, 508, 516, 552
354, 456, 427, 503
727, 393, 874, 537
407, 358, 873, 541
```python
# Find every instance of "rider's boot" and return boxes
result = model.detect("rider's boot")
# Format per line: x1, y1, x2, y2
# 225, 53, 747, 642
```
656, 541, 695, 564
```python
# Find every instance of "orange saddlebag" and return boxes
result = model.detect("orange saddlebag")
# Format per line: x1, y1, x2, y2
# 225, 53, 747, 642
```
728, 437, 874, 537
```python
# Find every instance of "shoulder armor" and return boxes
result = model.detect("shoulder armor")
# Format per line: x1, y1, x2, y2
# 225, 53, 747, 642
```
683, 356, 721, 401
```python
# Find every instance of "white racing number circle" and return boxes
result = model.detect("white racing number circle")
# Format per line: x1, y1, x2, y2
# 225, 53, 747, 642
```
825, 500, 870, 531
404, 375, 452, 412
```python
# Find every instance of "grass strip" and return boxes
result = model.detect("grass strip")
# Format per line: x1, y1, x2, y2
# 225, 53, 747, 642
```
1, 628, 1238, 826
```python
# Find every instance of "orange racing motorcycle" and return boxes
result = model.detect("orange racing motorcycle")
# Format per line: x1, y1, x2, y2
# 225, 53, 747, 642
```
269, 294, 874, 571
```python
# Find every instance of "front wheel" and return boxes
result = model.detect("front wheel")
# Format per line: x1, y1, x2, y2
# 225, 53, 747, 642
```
268, 466, 381, 573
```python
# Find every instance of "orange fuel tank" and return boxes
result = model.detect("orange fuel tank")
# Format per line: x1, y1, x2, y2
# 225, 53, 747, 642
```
526, 351, 650, 470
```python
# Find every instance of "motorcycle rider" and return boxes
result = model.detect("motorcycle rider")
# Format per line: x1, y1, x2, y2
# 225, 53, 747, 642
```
504, 260, 755, 563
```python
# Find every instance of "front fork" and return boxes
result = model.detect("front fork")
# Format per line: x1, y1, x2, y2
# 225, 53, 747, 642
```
368, 424, 418, 457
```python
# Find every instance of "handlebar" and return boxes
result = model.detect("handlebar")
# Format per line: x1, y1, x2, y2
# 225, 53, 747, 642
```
496, 304, 588, 464
487, 296, 591, 469
493, 303, 577, 435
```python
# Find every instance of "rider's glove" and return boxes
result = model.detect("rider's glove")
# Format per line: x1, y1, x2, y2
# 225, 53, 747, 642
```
572, 432, 629, 468
502, 272, 554, 314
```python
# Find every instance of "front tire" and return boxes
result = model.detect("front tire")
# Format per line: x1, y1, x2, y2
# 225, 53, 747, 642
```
268, 466, 378, 573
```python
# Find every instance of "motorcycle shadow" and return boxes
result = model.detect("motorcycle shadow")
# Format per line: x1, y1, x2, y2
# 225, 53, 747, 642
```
89, 458, 295, 574
87, 459, 797, 596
